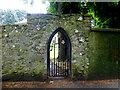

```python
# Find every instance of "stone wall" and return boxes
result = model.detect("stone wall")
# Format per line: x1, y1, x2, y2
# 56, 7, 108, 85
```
88, 28, 120, 80
2, 14, 120, 81
0, 25, 2, 84
2, 14, 91, 81
2, 25, 46, 81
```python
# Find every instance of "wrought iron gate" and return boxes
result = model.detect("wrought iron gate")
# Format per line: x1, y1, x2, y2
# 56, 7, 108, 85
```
47, 27, 71, 77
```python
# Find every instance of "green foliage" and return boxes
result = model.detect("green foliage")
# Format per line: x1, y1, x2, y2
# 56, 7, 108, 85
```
87, 2, 120, 28
30, 62, 45, 76
47, 2, 87, 14
47, 2, 58, 14
0, 9, 27, 25
74, 57, 89, 79
75, 61, 84, 73
48, 2, 120, 28
2, 61, 45, 81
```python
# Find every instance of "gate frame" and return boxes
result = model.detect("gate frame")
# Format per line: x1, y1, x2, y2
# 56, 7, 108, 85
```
47, 27, 72, 78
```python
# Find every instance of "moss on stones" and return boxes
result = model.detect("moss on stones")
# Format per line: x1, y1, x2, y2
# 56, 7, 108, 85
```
1, 14, 97, 81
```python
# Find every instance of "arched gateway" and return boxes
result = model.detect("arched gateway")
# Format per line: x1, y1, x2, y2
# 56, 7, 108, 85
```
47, 27, 72, 77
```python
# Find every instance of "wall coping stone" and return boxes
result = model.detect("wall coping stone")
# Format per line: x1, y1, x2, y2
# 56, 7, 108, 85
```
91, 28, 120, 33
0, 24, 27, 27
27, 14, 91, 17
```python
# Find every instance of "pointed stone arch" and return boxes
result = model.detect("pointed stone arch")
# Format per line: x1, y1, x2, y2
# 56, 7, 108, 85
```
47, 27, 72, 78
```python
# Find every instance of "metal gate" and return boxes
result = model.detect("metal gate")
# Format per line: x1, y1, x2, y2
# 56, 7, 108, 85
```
47, 27, 71, 77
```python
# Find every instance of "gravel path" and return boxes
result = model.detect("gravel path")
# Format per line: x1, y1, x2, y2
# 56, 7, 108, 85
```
2, 79, 119, 88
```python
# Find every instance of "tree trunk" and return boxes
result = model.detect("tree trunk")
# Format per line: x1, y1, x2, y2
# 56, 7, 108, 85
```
58, 2, 62, 14
58, 33, 67, 62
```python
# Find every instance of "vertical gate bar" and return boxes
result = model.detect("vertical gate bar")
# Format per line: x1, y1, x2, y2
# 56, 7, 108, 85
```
50, 61, 53, 76
58, 61, 59, 76
54, 44, 56, 76
69, 58, 70, 76
67, 59, 68, 76
56, 58, 57, 76
61, 57, 62, 75
65, 59, 67, 76
59, 61, 60, 76
60, 61, 61, 76
51, 61, 54, 76
57, 43, 59, 76
55, 47, 57, 76
66, 60, 67, 76
62, 60, 64, 76
58, 56, 59, 76
57, 57, 59, 76
58, 39, 59, 76
54, 44, 55, 76
61, 60, 62, 76
57, 44, 58, 76
60, 61, 62, 75
66, 61, 67, 76
61, 61, 62, 76
64, 60, 65, 76
58, 58, 60, 76
63, 61, 65, 76
62, 59, 63, 76
65, 60, 67, 76
52, 59, 53, 76
67, 59, 69, 76
68, 61, 69, 76
65, 60, 66, 76
55, 44, 56, 76
62, 61, 63, 76
63, 60, 64, 76
49, 59, 51, 76
55, 44, 57, 76
49, 58, 50, 77
51, 61, 52, 76
64, 60, 66, 76
64, 61, 65, 76
61, 62, 62, 76
67, 61, 68, 76
58, 33, 59, 76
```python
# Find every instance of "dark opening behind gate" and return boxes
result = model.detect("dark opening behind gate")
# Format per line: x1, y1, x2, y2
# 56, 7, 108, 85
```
47, 27, 71, 77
